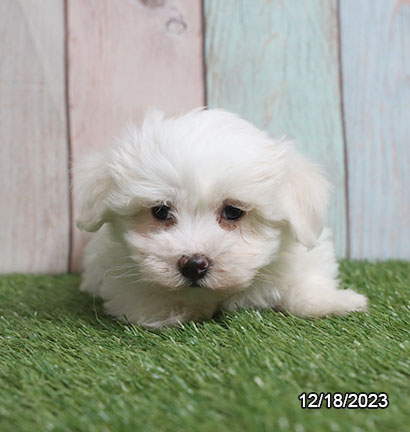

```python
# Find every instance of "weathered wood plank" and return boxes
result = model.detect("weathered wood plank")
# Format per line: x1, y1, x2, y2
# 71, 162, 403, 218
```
67, 0, 204, 271
205, 0, 347, 257
0, 0, 69, 273
341, 0, 410, 259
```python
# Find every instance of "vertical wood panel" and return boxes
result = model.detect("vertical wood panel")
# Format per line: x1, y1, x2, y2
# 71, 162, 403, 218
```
0, 0, 69, 273
205, 0, 347, 257
341, 0, 410, 259
67, 0, 204, 271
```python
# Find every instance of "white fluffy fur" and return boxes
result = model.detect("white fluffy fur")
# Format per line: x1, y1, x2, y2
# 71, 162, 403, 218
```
75, 108, 367, 328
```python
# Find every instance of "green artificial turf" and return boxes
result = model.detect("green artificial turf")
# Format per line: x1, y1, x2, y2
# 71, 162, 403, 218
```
0, 261, 409, 432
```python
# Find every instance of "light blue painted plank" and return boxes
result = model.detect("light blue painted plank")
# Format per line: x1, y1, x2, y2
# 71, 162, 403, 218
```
341, 0, 410, 259
205, 0, 347, 257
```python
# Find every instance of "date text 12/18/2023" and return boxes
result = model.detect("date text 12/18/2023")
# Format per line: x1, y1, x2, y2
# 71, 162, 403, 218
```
298, 392, 389, 409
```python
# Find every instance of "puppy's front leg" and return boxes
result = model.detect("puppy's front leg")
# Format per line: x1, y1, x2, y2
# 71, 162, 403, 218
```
279, 279, 368, 318
276, 234, 368, 318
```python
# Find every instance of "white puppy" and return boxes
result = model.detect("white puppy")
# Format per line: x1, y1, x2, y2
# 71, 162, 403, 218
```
75, 108, 367, 328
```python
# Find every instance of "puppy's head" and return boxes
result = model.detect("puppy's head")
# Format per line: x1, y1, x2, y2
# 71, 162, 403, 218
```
75, 109, 330, 291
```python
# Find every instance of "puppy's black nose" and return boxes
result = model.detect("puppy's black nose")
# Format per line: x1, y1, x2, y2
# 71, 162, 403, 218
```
178, 254, 210, 283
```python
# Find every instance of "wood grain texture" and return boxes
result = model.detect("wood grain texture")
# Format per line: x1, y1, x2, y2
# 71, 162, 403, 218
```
205, 0, 347, 257
67, 0, 204, 271
341, 0, 410, 259
0, 0, 69, 273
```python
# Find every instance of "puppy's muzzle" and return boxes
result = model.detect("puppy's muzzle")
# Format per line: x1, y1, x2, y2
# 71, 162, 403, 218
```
178, 254, 210, 284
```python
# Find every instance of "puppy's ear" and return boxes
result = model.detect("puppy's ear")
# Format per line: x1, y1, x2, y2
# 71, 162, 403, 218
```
283, 146, 331, 248
73, 151, 114, 232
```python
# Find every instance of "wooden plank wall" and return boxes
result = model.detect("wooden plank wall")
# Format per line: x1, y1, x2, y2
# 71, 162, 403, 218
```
0, 0, 408, 273
0, 0, 69, 273
340, 0, 410, 259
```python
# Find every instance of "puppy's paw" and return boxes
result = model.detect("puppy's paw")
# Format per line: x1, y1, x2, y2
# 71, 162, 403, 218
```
285, 287, 368, 318
79, 279, 100, 295
330, 289, 368, 315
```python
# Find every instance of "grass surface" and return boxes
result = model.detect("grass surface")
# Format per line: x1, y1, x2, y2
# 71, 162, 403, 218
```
0, 261, 409, 432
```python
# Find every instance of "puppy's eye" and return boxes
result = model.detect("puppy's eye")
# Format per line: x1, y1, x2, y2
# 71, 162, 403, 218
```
152, 204, 172, 221
222, 205, 244, 221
